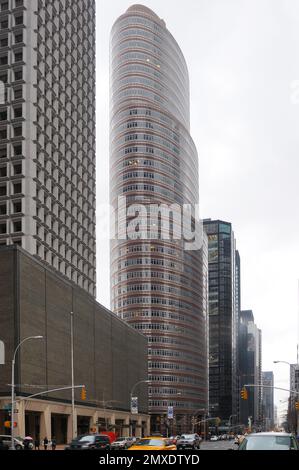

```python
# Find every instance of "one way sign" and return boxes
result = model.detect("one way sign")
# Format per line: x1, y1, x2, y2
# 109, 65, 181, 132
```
0, 341, 4, 365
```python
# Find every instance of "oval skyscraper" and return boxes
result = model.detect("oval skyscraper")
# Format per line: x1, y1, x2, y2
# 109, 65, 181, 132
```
110, 4, 208, 433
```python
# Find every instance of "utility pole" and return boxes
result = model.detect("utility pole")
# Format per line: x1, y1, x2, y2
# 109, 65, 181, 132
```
70, 311, 76, 439
11, 336, 44, 450
297, 281, 299, 365
297, 281, 299, 437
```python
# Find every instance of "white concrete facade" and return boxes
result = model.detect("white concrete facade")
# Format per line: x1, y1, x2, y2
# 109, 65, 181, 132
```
0, 397, 150, 444
0, 0, 96, 296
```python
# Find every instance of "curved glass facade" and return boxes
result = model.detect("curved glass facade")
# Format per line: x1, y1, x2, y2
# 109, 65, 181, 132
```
110, 4, 208, 432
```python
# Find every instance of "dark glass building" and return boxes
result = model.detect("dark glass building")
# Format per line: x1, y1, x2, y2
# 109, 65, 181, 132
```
203, 219, 238, 421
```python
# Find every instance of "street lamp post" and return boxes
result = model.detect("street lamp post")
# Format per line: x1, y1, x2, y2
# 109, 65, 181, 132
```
228, 414, 237, 435
170, 392, 181, 437
129, 380, 150, 437
70, 311, 76, 439
197, 417, 216, 440
11, 336, 44, 450
273, 361, 291, 366
191, 409, 205, 433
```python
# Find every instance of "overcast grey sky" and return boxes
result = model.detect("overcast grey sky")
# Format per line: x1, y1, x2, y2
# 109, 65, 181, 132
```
97, 0, 299, 409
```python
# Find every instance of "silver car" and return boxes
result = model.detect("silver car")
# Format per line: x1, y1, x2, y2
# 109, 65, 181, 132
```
238, 432, 299, 451
177, 434, 201, 450
0, 435, 24, 450
111, 437, 133, 450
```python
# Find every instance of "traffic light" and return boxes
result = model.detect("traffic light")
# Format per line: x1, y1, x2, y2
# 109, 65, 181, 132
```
81, 386, 87, 401
295, 402, 299, 410
240, 388, 248, 400
4, 421, 17, 429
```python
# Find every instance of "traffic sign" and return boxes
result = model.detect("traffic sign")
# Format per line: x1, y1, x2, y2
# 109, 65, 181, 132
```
167, 406, 174, 419
131, 396, 138, 415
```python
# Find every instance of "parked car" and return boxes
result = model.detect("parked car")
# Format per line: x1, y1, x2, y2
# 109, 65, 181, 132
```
176, 434, 201, 450
65, 434, 111, 450
128, 437, 176, 451
110, 437, 134, 450
168, 436, 179, 445
0, 437, 9, 450
65, 436, 83, 450
0, 435, 24, 450
238, 432, 299, 451
210, 435, 218, 441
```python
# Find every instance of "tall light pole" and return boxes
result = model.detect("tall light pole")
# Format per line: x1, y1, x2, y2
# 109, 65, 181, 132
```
129, 380, 150, 436
70, 311, 76, 439
228, 414, 237, 434
11, 336, 44, 450
273, 360, 291, 366
191, 408, 206, 434
171, 392, 181, 436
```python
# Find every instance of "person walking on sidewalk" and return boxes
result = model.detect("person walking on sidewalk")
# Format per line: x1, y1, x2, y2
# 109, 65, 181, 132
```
43, 436, 49, 450
51, 437, 57, 451
34, 437, 40, 450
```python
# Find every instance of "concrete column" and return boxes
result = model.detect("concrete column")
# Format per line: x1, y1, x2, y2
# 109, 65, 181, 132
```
67, 408, 77, 443
40, 406, 51, 442
136, 416, 142, 438
16, 400, 25, 438
124, 416, 130, 437
110, 413, 115, 433
90, 411, 98, 433
144, 416, 150, 437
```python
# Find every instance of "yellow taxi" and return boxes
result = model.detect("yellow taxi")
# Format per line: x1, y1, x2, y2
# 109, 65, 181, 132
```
128, 437, 176, 451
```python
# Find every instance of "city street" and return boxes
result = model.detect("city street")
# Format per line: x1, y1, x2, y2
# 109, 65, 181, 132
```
200, 440, 237, 451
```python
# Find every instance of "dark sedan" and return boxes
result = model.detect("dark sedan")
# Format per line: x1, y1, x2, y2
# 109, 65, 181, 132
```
65, 434, 111, 450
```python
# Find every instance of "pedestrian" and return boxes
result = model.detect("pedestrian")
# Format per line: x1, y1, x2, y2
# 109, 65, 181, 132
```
23, 438, 31, 450
43, 436, 49, 450
34, 437, 40, 450
51, 437, 56, 451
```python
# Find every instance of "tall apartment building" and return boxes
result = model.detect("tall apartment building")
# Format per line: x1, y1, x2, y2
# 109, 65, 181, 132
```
0, 0, 96, 296
203, 219, 238, 421
110, 5, 208, 432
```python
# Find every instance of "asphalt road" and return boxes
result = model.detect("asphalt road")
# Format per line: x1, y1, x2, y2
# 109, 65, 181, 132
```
200, 440, 237, 451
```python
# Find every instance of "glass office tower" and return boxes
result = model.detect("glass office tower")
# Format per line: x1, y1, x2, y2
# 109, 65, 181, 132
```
203, 219, 238, 421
